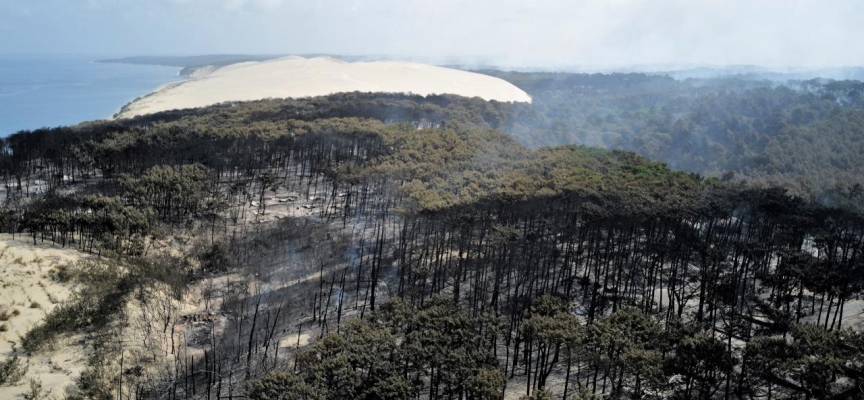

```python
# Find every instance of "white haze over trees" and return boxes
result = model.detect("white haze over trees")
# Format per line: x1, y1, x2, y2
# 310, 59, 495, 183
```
1, 0, 862, 68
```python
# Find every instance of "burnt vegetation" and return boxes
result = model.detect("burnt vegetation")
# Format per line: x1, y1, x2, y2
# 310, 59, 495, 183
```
1, 72, 864, 399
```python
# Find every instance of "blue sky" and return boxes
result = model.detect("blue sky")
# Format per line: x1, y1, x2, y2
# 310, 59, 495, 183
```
1, 0, 862, 67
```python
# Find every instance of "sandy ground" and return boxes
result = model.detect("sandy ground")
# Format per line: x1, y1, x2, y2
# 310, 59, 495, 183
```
116, 56, 531, 118
0, 234, 89, 399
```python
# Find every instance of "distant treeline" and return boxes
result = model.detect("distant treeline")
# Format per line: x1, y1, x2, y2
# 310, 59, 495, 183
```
479, 71, 864, 201
98, 55, 285, 68
97, 54, 286, 77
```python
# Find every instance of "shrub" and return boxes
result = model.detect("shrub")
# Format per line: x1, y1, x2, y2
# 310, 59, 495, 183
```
0, 355, 28, 387
246, 371, 319, 400
51, 263, 76, 283
22, 379, 49, 400
198, 241, 230, 273
22, 297, 98, 353
519, 388, 553, 400
22, 263, 133, 354
67, 352, 115, 400
1, 309, 20, 321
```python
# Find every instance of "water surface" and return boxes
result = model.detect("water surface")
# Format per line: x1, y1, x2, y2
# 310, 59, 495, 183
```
0, 55, 181, 135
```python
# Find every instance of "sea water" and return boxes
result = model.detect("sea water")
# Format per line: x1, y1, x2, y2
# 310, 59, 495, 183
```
0, 54, 181, 136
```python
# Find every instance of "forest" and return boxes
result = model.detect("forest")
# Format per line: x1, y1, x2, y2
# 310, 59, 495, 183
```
0, 75, 863, 400
481, 71, 864, 202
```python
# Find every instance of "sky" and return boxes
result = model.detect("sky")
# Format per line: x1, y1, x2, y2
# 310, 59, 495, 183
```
1, 0, 862, 68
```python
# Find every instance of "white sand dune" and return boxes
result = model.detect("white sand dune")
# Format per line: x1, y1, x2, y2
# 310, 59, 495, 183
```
116, 56, 531, 118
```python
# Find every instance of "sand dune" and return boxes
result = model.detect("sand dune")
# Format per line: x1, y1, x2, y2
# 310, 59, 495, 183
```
116, 56, 531, 118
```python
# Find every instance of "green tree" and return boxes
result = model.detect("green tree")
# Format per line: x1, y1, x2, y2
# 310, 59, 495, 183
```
246, 371, 320, 400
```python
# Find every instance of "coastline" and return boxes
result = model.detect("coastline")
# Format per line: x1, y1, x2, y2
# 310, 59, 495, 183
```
111, 64, 218, 119
111, 80, 187, 119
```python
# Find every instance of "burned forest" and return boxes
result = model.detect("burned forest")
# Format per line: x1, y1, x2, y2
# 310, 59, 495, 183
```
1, 87, 863, 400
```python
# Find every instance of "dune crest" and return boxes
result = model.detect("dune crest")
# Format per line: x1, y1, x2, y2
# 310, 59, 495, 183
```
116, 56, 531, 118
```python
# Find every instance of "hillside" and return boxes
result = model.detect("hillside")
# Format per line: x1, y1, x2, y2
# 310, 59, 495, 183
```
0, 94, 862, 399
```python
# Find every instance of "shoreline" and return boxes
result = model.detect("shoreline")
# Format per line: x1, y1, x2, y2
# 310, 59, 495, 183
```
111, 80, 188, 119
111, 64, 221, 119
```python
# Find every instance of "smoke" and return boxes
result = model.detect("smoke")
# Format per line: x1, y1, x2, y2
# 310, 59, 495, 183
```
1, 0, 862, 68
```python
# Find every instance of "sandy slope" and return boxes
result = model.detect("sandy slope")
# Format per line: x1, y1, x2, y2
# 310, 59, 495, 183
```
0, 235, 88, 399
116, 56, 531, 118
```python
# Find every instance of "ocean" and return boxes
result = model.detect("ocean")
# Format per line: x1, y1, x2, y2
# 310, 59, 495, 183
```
0, 55, 182, 136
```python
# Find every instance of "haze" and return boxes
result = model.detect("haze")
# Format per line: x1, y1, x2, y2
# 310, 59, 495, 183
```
1, 0, 862, 68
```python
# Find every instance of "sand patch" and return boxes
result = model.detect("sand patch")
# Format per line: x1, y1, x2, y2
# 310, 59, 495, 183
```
0, 234, 89, 398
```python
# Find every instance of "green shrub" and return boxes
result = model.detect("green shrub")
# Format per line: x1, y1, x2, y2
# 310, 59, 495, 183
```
198, 241, 230, 273
0, 355, 28, 387
22, 262, 132, 354
67, 354, 114, 400
246, 371, 320, 400
51, 263, 76, 283
22, 378, 49, 400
